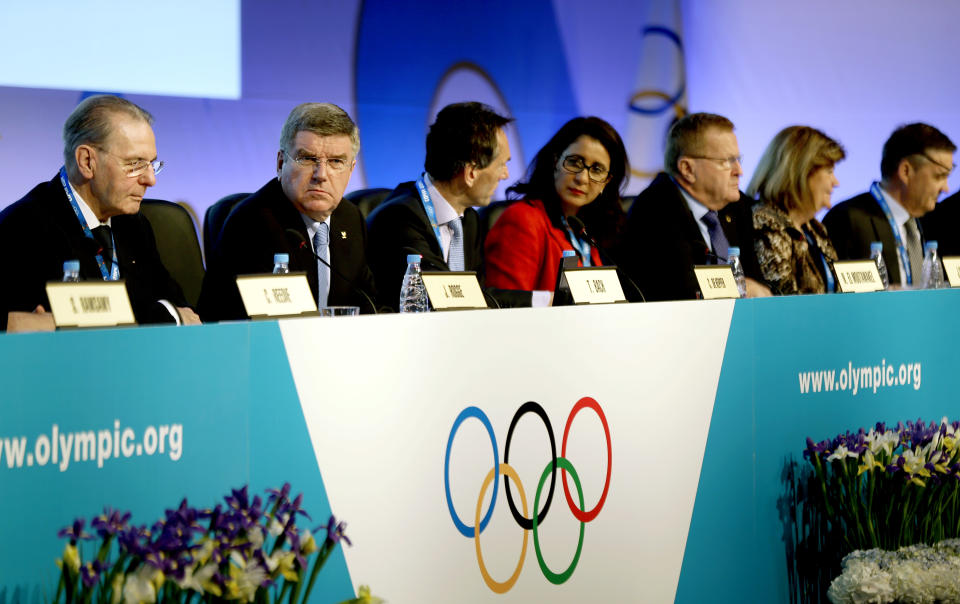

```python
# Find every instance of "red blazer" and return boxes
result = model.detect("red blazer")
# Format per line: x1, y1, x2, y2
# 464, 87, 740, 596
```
484, 199, 603, 291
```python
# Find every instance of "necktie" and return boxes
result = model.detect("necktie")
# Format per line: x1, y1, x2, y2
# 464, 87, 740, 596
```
447, 217, 464, 271
701, 210, 729, 263
313, 223, 330, 307
91, 225, 114, 270
904, 218, 923, 284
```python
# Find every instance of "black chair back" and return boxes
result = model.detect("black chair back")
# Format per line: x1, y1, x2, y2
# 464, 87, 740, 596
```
345, 187, 392, 218
140, 199, 205, 307
203, 193, 249, 261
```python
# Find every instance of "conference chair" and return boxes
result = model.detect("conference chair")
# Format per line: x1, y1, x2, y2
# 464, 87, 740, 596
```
139, 199, 205, 308
203, 193, 249, 261
478, 199, 510, 235
345, 187, 391, 219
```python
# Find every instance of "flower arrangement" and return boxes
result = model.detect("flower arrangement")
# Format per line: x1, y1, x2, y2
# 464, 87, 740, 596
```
827, 539, 960, 603
53, 484, 382, 603
788, 418, 960, 602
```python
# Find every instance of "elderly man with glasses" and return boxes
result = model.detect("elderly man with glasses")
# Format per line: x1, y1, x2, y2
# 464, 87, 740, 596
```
0, 94, 198, 331
618, 112, 770, 301
198, 103, 376, 320
825, 123, 957, 288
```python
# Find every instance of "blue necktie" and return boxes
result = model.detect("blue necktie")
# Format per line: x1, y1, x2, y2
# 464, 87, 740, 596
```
313, 223, 330, 306
701, 210, 729, 263
448, 217, 464, 271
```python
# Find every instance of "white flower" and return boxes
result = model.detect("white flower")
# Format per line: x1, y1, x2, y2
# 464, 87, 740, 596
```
827, 444, 859, 462
123, 565, 159, 604
176, 562, 217, 593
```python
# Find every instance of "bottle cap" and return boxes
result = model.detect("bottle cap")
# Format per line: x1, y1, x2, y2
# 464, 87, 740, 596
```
406, 254, 422, 263
727, 246, 740, 256
63, 259, 80, 272
562, 250, 577, 258
870, 241, 883, 253
274, 253, 289, 264
925, 240, 939, 252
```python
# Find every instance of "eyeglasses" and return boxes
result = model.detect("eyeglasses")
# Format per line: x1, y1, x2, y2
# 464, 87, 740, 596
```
915, 152, 956, 176
560, 155, 611, 183
95, 147, 163, 178
687, 155, 743, 170
284, 150, 351, 173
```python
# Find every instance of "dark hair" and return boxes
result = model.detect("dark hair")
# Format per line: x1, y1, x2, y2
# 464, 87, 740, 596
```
63, 95, 153, 180
508, 116, 629, 248
424, 102, 513, 181
280, 103, 359, 156
664, 112, 734, 178
881, 123, 956, 179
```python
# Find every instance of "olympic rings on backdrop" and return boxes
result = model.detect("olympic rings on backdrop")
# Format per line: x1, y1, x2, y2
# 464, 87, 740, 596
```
443, 397, 612, 591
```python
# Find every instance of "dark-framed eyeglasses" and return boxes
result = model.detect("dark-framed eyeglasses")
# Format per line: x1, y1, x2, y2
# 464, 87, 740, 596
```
915, 152, 956, 176
559, 154, 611, 183
686, 154, 743, 170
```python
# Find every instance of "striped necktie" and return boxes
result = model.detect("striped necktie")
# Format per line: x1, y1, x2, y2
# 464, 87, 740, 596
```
313, 222, 330, 306
904, 218, 923, 284
448, 217, 464, 271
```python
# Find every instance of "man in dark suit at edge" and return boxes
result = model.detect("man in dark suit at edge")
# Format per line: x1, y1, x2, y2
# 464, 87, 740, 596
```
0, 95, 198, 331
199, 103, 376, 320
825, 123, 956, 288
366, 102, 537, 310
618, 112, 770, 301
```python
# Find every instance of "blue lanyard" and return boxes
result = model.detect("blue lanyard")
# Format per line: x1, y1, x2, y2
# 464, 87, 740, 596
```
415, 175, 444, 248
804, 228, 835, 293
869, 182, 912, 285
58, 166, 119, 281
561, 217, 593, 267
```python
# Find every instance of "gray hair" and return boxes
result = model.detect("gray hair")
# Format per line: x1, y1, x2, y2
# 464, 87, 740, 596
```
280, 103, 359, 157
62, 95, 153, 180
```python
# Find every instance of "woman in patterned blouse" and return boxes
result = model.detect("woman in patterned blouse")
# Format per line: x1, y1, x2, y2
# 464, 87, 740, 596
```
747, 126, 846, 295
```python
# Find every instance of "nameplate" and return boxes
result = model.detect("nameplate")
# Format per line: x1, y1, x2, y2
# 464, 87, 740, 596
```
833, 260, 883, 293
564, 267, 627, 304
942, 256, 960, 287
693, 266, 740, 299
422, 271, 487, 310
236, 273, 318, 318
45, 281, 136, 328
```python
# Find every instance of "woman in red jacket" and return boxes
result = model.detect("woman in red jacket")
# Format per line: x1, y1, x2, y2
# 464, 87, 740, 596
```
484, 117, 629, 292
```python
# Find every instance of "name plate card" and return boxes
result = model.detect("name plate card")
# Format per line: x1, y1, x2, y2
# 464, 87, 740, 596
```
236, 273, 318, 318
693, 266, 740, 299
45, 281, 136, 328
942, 256, 960, 287
564, 267, 627, 304
833, 260, 883, 293
422, 271, 487, 310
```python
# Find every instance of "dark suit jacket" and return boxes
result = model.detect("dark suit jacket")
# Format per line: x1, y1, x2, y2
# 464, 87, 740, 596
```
920, 190, 960, 258
823, 192, 915, 285
617, 172, 761, 301
366, 181, 531, 311
0, 175, 187, 330
198, 178, 377, 321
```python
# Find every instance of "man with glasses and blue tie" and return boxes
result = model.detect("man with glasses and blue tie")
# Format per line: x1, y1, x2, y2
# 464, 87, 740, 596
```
366, 102, 536, 310
618, 112, 769, 301
0, 95, 198, 331
199, 103, 376, 320
825, 123, 956, 288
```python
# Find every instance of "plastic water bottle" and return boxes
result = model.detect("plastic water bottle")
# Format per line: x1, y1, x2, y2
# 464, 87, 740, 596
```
919, 240, 945, 289
62, 259, 81, 282
399, 254, 429, 313
869, 242, 889, 290
727, 246, 747, 298
272, 253, 290, 275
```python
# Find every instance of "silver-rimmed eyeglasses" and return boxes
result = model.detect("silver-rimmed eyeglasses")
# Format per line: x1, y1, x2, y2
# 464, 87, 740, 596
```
284, 150, 350, 173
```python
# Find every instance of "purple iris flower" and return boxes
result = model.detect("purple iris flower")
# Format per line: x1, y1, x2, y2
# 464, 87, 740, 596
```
320, 515, 352, 547
80, 560, 103, 588
117, 524, 152, 558
91, 508, 131, 539
57, 518, 93, 543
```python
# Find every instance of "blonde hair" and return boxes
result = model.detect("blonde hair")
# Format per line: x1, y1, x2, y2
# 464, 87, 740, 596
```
747, 126, 845, 214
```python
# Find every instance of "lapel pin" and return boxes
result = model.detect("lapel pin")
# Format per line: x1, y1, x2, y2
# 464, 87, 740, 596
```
340, 231, 347, 239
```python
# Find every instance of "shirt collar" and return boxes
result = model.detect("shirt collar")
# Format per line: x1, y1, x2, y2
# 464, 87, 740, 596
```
876, 183, 911, 226
300, 212, 331, 241
67, 179, 111, 228
675, 179, 711, 222
423, 172, 461, 224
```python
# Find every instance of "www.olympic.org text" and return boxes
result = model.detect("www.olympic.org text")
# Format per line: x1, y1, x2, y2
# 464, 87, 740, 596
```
0, 420, 183, 471
798, 360, 922, 395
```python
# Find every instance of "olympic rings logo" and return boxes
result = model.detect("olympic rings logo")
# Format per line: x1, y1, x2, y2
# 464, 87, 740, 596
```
443, 397, 612, 593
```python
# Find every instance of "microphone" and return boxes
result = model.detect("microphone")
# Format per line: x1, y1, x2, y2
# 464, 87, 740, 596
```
400, 247, 501, 309
566, 215, 646, 302
284, 228, 381, 314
